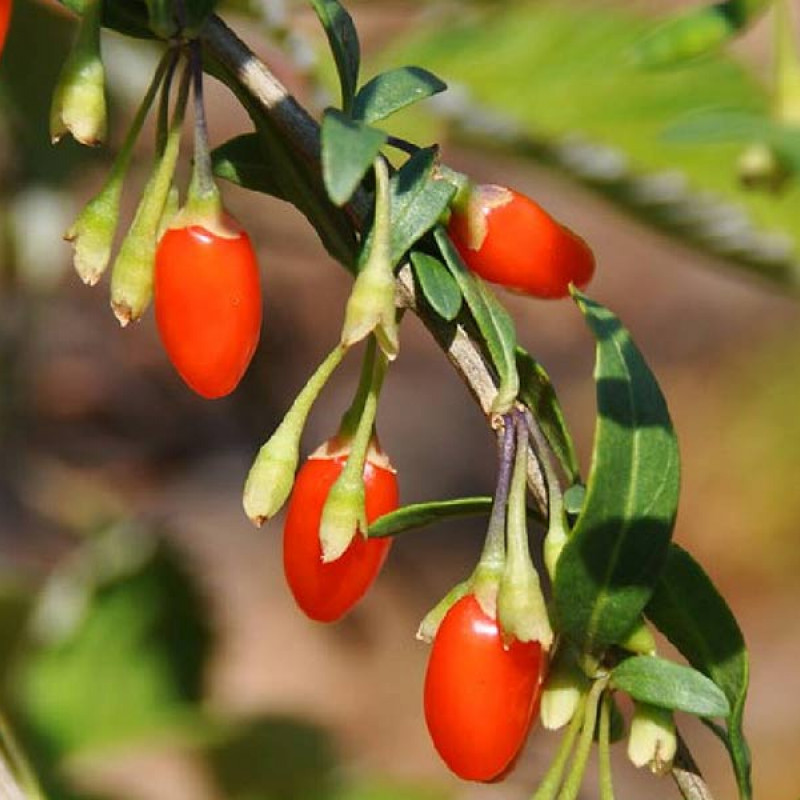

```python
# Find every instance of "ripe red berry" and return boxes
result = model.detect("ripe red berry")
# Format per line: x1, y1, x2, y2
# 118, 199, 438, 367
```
424, 593, 546, 782
283, 445, 398, 622
447, 185, 595, 299
155, 218, 262, 399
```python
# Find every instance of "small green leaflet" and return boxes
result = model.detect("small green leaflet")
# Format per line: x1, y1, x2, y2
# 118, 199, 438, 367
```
322, 110, 387, 206
368, 496, 544, 538
212, 133, 287, 200
553, 291, 680, 654
309, 0, 360, 113
434, 227, 519, 413
410, 252, 462, 321
647, 544, 752, 800
389, 148, 456, 265
631, 0, 771, 68
611, 656, 730, 718
353, 66, 447, 124
368, 497, 493, 538
516, 346, 580, 482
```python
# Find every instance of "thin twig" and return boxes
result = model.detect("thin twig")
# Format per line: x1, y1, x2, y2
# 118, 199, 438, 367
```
672, 732, 716, 800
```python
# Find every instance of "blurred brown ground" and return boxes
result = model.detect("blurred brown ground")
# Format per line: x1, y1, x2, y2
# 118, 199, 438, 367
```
3, 1, 800, 799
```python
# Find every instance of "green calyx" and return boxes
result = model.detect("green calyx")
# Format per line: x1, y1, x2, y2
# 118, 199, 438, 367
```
627, 702, 677, 775
243, 344, 347, 525
497, 410, 553, 649
319, 338, 387, 562
540, 646, 590, 731
50, 0, 107, 147
340, 157, 399, 360
66, 52, 174, 286
110, 61, 190, 325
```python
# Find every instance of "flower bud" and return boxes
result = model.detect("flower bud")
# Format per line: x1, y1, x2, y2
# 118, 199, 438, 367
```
619, 618, 657, 656
243, 426, 300, 526
540, 649, 589, 730
50, 0, 107, 147
627, 702, 677, 775
737, 142, 793, 194
65, 179, 122, 286
340, 157, 399, 359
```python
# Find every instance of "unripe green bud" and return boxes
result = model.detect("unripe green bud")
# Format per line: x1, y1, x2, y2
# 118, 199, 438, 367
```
340, 157, 399, 360
540, 649, 589, 730
627, 702, 677, 775
65, 179, 122, 286
50, 0, 107, 147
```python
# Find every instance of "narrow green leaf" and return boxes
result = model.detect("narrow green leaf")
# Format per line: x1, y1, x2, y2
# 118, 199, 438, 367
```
647, 544, 751, 799
212, 133, 287, 200
611, 656, 730, 718
62, 0, 153, 38
368, 496, 544, 539
322, 110, 387, 206
434, 227, 519, 413
353, 66, 447, 124
410, 251, 462, 321
631, 0, 771, 68
369, 497, 492, 538
516, 346, 580, 482
389, 148, 456, 265
308, 0, 360, 112
553, 291, 680, 653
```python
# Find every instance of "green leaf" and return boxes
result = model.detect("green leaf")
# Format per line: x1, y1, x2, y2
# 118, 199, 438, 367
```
647, 544, 751, 799
368, 497, 493, 538
389, 148, 456, 265
516, 346, 580, 482
322, 110, 387, 206
434, 227, 519, 413
410, 251, 462, 321
15, 538, 212, 759
353, 66, 447, 124
631, 0, 771, 68
611, 656, 730, 718
309, 0, 360, 113
212, 133, 287, 200
62, 0, 153, 39
553, 291, 680, 654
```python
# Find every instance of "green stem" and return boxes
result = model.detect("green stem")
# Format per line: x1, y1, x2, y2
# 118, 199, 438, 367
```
469, 415, 514, 614
243, 343, 347, 524
110, 60, 191, 323
156, 48, 180, 157
527, 409, 569, 580
556, 677, 608, 800
339, 336, 377, 438
530, 693, 587, 800
185, 38, 222, 218
114, 49, 175, 184
598, 692, 616, 800
340, 339, 387, 479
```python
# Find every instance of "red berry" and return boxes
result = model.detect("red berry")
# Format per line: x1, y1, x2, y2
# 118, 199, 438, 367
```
283, 446, 398, 622
424, 594, 546, 782
447, 185, 594, 299
0, 0, 11, 58
155, 218, 262, 399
